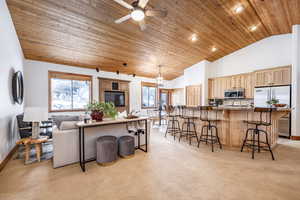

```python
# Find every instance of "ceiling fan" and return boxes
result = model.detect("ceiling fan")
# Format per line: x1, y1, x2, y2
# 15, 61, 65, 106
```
113, 0, 167, 31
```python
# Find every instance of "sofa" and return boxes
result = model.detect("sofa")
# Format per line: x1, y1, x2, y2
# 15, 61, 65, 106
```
52, 119, 150, 168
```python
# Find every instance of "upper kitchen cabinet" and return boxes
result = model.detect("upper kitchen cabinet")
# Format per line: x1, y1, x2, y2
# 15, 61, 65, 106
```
208, 73, 254, 99
272, 67, 291, 86
186, 85, 202, 106
254, 66, 291, 87
244, 73, 254, 98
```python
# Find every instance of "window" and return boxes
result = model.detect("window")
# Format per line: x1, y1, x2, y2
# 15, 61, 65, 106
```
159, 89, 172, 107
142, 82, 157, 108
160, 92, 169, 106
49, 71, 92, 112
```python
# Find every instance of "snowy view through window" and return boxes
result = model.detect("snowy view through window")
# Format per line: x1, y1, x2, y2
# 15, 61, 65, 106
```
51, 78, 90, 111
142, 86, 156, 107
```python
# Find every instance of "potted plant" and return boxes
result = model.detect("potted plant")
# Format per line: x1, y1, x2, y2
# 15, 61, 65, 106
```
87, 102, 118, 122
266, 98, 279, 107
102, 102, 118, 119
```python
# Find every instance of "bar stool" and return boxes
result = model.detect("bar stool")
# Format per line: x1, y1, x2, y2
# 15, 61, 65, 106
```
197, 106, 222, 152
179, 106, 198, 145
241, 107, 275, 160
164, 105, 181, 140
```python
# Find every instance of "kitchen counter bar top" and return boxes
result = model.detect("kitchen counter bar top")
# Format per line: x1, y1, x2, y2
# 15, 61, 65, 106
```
185, 106, 291, 112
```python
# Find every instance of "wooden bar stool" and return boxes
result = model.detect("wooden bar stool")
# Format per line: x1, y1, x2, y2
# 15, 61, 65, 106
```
241, 107, 275, 160
197, 106, 222, 152
164, 105, 181, 140
179, 106, 198, 145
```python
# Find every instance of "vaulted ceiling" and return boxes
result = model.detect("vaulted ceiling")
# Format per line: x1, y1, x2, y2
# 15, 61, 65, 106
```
7, 0, 300, 80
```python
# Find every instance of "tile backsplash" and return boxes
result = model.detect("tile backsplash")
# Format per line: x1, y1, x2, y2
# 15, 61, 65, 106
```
223, 99, 253, 107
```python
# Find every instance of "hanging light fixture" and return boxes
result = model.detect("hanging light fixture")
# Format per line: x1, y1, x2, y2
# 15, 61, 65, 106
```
156, 65, 164, 87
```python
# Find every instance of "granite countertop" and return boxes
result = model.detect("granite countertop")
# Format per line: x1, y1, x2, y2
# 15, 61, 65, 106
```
213, 106, 291, 112
185, 106, 291, 112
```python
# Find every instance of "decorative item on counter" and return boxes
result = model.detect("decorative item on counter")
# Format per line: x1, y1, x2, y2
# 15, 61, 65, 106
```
266, 98, 279, 107
118, 111, 127, 119
125, 110, 139, 119
85, 111, 91, 123
87, 101, 118, 122
273, 104, 287, 108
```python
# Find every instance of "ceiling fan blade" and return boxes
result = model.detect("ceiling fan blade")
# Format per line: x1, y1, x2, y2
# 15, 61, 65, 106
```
145, 9, 168, 18
138, 0, 149, 8
113, 0, 133, 10
139, 20, 147, 31
115, 14, 131, 24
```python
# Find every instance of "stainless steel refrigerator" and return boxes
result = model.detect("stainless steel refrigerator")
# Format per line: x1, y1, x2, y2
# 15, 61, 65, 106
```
254, 86, 291, 138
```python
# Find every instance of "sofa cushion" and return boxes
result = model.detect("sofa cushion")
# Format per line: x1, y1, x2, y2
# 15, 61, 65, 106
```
60, 121, 78, 130
52, 115, 79, 128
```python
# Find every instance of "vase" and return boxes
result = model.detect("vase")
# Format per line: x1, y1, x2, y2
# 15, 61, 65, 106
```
90, 111, 104, 122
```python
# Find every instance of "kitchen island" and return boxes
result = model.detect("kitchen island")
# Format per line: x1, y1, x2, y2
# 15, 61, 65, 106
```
181, 107, 290, 149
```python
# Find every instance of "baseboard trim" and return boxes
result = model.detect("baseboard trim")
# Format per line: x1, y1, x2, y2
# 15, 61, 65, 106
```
291, 136, 300, 140
0, 145, 18, 173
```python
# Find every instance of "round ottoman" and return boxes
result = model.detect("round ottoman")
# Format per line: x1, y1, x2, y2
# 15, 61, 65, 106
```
118, 135, 135, 158
96, 135, 118, 165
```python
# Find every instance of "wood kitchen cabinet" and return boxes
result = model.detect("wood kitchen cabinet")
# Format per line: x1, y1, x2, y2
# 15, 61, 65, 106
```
254, 66, 291, 87
209, 78, 225, 99
272, 67, 291, 86
244, 73, 254, 98
186, 85, 201, 106
208, 66, 290, 100
208, 73, 254, 99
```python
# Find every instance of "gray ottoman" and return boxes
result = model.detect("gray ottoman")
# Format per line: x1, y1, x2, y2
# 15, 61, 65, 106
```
96, 136, 118, 165
118, 135, 135, 158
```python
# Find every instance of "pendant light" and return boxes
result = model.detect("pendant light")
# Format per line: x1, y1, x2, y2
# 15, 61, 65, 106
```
156, 65, 164, 87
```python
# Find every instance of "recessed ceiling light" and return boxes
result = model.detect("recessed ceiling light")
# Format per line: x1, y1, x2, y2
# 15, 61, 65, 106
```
191, 34, 198, 42
234, 5, 244, 14
211, 47, 217, 52
250, 25, 257, 32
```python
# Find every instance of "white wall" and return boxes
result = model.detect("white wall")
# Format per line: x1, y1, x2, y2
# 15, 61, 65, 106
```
24, 60, 164, 114
209, 34, 292, 78
292, 25, 300, 136
0, 0, 24, 162
166, 75, 185, 89
168, 60, 210, 105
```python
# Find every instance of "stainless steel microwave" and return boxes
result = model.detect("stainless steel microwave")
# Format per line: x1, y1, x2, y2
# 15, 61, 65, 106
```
224, 89, 245, 99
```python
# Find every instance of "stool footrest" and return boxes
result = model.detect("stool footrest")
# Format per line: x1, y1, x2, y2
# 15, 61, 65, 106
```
241, 127, 275, 160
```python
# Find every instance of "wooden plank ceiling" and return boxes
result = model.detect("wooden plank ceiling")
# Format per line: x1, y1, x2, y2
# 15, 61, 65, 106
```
7, 0, 300, 80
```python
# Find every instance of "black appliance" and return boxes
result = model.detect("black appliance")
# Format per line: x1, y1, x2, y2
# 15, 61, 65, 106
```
104, 91, 125, 107
112, 82, 119, 90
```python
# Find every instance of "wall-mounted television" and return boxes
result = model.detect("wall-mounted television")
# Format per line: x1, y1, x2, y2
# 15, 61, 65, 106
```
104, 91, 125, 107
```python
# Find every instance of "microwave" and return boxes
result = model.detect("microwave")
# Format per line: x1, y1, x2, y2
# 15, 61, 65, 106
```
224, 89, 245, 99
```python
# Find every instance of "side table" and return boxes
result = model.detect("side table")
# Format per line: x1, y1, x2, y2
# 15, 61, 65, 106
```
16, 137, 49, 163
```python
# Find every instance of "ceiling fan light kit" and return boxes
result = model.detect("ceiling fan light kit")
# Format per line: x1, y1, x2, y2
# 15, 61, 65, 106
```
131, 9, 145, 21
113, 0, 167, 31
